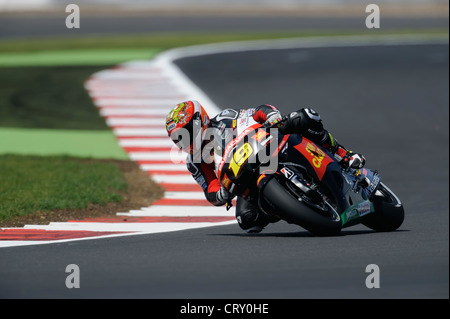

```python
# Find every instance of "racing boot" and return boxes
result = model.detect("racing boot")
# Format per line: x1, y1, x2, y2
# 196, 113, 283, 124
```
235, 197, 279, 233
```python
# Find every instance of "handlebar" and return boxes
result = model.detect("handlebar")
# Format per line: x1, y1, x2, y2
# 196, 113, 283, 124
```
262, 115, 289, 129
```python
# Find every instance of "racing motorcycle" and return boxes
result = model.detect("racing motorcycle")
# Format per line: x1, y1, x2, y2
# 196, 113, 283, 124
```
211, 113, 404, 236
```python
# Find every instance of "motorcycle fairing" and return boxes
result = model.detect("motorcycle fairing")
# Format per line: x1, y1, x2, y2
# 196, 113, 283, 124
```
292, 136, 334, 181
340, 199, 375, 227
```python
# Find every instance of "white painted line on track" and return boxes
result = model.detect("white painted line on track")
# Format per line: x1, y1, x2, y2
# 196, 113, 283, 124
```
95, 98, 182, 107
128, 152, 185, 162
21, 221, 234, 232
140, 163, 187, 171
100, 108, 172, 116
119, 139, 173, 148
113, 128, 168, 136
89, 71, 167, 80
151, 175, 197, 184
157, 34, 449, 61
163, 192, 206, 199
107, 118, 167, 126
89, 88, 187, 96
118, 206, 235, 217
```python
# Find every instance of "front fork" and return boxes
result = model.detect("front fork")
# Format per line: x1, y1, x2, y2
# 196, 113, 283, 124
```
339, 168, 381, 227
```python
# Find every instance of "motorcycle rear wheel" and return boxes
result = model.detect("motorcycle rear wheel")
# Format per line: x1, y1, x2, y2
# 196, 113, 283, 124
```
261, 177, 342, 236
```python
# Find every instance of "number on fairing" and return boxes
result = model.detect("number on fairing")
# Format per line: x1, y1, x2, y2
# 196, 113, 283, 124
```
229, 142, 253, 176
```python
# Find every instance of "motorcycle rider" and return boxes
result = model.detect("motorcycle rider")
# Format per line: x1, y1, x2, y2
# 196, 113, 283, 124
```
165, 100, 366, 233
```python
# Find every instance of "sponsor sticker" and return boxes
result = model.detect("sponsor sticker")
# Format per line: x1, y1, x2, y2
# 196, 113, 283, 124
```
358, 200, 372, 216
280, 167, 295, 179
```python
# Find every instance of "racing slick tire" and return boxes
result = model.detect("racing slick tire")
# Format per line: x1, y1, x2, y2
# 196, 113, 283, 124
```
260, 177, 342, 236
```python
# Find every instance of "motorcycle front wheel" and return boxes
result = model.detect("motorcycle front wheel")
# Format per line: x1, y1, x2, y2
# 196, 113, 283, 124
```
362, 182, 405, 232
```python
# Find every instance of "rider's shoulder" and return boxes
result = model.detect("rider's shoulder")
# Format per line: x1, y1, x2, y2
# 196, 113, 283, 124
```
212, 108, 240, 122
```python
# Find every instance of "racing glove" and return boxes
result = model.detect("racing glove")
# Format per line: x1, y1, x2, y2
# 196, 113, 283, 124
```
216, 186, 233, 205
263, 111, 283, 127
334, 147, 366, 169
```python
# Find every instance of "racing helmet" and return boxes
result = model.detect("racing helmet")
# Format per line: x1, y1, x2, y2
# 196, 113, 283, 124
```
166, 100, 210, 154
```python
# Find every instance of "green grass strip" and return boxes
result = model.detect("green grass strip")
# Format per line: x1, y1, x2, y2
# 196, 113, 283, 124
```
0, 65, 113, 130
0, 48, 162, 67
0, 128, 128, 159
0, 155, 127, 220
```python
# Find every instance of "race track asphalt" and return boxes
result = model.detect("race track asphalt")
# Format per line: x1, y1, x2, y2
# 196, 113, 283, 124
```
0, 40, 448, 301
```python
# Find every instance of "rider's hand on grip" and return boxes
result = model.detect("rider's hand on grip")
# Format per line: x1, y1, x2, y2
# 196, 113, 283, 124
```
264, 111, 283, 127
334, 147, 366, 169
217, 186, 233, 205
348, 153, 366, 169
